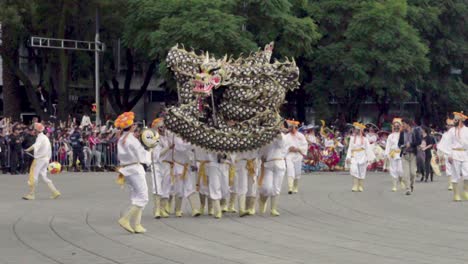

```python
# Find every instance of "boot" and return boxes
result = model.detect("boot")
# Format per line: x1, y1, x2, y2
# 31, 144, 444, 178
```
448, 178, 453, 191
270, 196, 280, 216
287, 177, 294, 194
220, 198, 228, 213
47, 182, 61, 199
208, 198, 214, 216
166, 195, 173, 214
22, 184, 35, 200
358, 179, 364, 192
392, 179, 397, 192
118, 206, 138, 233
246, 196, 256, 215
160, 198, 169, 218
188, 193, 201, 217
238, 195, 248, 217
228, 193, 237, 213
213, 199, 222, 219
175, 196, 183, 217
351, 177, 359, 192
153, 194, 161, 219
199, 194, 206, 215
399, 177, 406, 189
293, 179, 299, 193
463, 180, 468, 200
452, 182, 461, 201
259, 195, 268, 214
133, 207, 146, 233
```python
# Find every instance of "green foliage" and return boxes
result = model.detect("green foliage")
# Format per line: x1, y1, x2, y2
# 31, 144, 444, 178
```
0, 0, 466, 125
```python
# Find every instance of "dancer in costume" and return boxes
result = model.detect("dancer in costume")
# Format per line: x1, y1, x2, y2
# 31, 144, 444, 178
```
284, 120, 308, 194
172, 135, 201, 217
233, 150, 259, 216
194, 147, 213, 215
438, 118, 455, 190
384, 118, 405, 192
157, 126, 175, 218
116, 112, 151, 233
258, 132, 288, 216
22, 123, 61, 200
438, 112, 468, 201
149, 118, 165, 218
219, 154, 235, 213
346, 122, 375, 192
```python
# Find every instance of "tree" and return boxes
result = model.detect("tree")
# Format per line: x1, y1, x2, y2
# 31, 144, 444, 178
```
407, 0, 468, 126
345, 0, 429, 123
0, 1, 44, 120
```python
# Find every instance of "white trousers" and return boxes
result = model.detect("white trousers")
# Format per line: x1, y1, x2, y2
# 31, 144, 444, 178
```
174, 165, 196, 198
159, 162, 174, 198
208, 165, 223, 200
219, 164, 231, 199
451, 160, 468, 183
286, 158, 303, 179
444, 156, 452, 177
259, 162, 286, 197
388, 159, 403, 179
150, 162, 162, 195
350, 162, 367, 179
234, 162, 248, 195
28, 159, 52, 185
125, 173, 149, 208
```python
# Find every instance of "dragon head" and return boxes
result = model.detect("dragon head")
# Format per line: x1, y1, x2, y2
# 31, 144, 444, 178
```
193, 52, 229, 96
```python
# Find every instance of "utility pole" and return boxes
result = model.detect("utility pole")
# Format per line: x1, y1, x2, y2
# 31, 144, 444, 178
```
30, 7, 105, 124
95, 7, 101, 125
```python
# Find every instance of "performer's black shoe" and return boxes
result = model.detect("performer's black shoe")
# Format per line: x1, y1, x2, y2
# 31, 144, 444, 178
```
288, 191, 292, 195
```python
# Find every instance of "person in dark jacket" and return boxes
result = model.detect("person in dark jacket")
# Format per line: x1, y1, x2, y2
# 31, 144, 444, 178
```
21, 127, 36, 174
69, 128, 87, 172
9, 128, 23, 174
398, 118, 422, 195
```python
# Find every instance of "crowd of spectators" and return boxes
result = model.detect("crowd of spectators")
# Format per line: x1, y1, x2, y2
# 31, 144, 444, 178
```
0, 115, 122, 174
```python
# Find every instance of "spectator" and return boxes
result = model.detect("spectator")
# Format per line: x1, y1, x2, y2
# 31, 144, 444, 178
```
9, 128, 23, 174
21, 127, 36, 173
36, 85, 49, 113
69, 127, 86, 172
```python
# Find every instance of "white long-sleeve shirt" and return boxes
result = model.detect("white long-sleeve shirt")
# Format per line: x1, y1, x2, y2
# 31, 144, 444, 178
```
384, 132, 401, 160
29, 133, 52, 160
260, 133, 288, 167
118, 132, 150, 176
284, 132, 308, 162
346, 136, 375, 165
438, 126, 468, 162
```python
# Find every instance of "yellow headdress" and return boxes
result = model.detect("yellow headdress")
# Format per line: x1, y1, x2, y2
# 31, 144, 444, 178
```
353, 122, 366, 130
392, 118, 402, 125
114, 112, 135, 129
286, 119, 300, 127
151, 117, 164, 129
453, 111, 467, 121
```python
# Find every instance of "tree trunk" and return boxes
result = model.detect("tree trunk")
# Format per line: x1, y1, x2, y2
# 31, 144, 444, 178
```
1, 24, 22, 121
296, 87, 306, 123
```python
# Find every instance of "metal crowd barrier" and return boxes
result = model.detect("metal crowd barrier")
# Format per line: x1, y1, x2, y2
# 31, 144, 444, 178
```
1, 140, 120, 173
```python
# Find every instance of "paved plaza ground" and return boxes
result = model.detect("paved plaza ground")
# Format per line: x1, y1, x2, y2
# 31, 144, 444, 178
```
0, 171, 467, 264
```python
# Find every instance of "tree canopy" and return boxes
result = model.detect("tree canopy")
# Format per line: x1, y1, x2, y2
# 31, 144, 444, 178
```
0, 0, 466, 126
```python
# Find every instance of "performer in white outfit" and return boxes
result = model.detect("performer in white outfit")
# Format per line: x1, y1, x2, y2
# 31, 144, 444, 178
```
284, 120, 308, 194
438, 118, 455, 191
23, 123, 61, 200
258, 133, 288, 216
232, 151, 258, 216
149, 118, 164, 218
219, 154, 234, 213
115, 112, 151, 233
438, 112, 468, 201
384, 118, 404, 192
172, 135, 200, 217
157, 128, 176, 217
194, 147, 213, 215
346, 122, 375, 192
